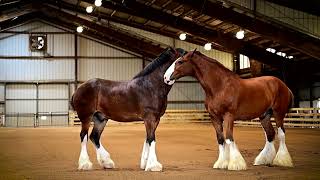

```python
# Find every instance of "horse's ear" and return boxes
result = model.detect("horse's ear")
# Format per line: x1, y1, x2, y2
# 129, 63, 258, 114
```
190, 48, 197, 58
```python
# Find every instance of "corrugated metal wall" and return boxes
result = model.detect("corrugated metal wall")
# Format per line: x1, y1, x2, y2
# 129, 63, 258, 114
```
78, 37, 142, 81
38, 84, 69, 126
5, 84, 36, 127
0, 21, 75, 81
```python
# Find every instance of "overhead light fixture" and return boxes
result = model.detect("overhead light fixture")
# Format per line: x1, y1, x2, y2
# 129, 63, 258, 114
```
287, 55, 293, 59
276, 51, 286, 57
95, 0, 102, 7
204, 43, 212, 51
179, 33, 187, 41
266, 48, 276, 53
12, 16, 18, 21
77, 26, 84, 33
86, 6, 93, 13
236, 30, 245, 39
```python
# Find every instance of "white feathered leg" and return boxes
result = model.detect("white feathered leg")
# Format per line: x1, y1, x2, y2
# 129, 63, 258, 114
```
273, 128, 293, 167
254, 132, 276, 166
226, 139, 247, 170
78, 135, 93, 170
145, 141, 162, 171
140, 141, 150, 170
95, 142, 115, 169
213, 143, 229, 169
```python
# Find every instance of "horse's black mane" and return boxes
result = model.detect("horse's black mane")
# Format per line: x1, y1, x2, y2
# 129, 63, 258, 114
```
133, 48, 185, 79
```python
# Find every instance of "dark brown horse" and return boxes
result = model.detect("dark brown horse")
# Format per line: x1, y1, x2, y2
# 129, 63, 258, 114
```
72, 47, 185, 171
164, 50, 293, 170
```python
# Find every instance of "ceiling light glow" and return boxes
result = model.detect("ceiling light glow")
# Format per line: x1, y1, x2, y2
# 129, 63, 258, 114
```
179, 33, 187, 41
204, 43, 212, 51
86, 6, 93, 13
95, 0, 102, 7
236, 30, 245, 39
77, 26, 83, 33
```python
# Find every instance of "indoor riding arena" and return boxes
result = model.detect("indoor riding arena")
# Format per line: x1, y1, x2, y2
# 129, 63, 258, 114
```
0, 0, 319, 180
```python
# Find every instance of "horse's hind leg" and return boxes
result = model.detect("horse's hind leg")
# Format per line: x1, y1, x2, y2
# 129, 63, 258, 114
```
78, 120, 93, 170
89, 112, 115, 169
254, 109, 276, 166
272, 112, 293, 167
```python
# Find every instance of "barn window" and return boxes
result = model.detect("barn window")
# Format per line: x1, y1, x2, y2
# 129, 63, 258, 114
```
239, 54, 250, 69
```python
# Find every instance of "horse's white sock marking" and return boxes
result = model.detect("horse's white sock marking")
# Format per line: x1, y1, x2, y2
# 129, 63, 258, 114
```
226, 139, 247, 170
273, 128, 293, 167
213, 144, 229, 169
140, 141, 150, 169
145, 141, 162, 171
96, 142, 115, 169
254, 132, 276, 166
78, 135, 93, 170
164, 58, 180, 85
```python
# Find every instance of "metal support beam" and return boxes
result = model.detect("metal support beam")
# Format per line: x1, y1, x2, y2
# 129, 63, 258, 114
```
40, 7, 165, 58
173, 0, 320, 60
74, 34, 78, 90
81, 0, 290, 69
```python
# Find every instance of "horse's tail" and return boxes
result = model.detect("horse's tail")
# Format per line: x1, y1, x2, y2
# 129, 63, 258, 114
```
288, 89, 294, 110
70, 94, 75, 110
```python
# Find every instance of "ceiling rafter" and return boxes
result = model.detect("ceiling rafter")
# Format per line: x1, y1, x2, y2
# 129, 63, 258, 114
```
39, 5, 165, 58
45, 0, 229, 52
172, 0, 320, 61
81, 0, 292, 69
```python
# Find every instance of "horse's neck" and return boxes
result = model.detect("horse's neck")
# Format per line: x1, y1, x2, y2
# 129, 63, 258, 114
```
192, 56, 233, 95
138, 64, 172, 94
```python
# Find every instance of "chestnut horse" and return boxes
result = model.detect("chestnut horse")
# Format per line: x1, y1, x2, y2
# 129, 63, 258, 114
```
72, 47, 185, 171
164, 50, 293, 170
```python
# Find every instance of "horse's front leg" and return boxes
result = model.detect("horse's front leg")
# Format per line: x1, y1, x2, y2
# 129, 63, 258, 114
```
211, 115, 229, 169
224, 113, 247, 170
141, 115, 162, 171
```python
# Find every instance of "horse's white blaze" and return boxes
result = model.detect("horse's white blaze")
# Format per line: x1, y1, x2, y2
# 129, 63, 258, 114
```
227, 139, 247, 170
78, 135, 93, 170
96, 142, 115, 169
140, 141, 150, 169
273, 127, 293, 167
145, 141, 162, 171
213, 144, 229, 169
163, 58, 180, 85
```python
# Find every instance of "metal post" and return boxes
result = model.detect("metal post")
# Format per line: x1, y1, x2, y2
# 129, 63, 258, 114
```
4, 83, 6, 127
74, 34, 78, 91
310, 85, 313, 108
50, 112, 53, 126
67, 83, 70, 126
36, 83, 39, 128
16, 113, 19, 127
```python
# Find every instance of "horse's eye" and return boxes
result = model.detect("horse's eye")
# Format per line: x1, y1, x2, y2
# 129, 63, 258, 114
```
177, 61, 184, 65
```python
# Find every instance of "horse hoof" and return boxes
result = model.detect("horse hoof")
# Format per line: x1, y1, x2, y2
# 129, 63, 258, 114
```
228, 158, 247, 170
272, 145, 293, 167
213, 160, 229, 169
145, 161, 163, 172
99, 158, 115, 169
140, 159, 147, 170
78, 161, 93, 170
272, 154, 293, 167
